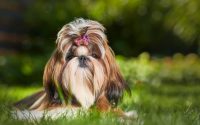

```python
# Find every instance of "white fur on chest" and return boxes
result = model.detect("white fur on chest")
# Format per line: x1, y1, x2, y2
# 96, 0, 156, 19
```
69, 69, 95, 109
63, 59, 95, 109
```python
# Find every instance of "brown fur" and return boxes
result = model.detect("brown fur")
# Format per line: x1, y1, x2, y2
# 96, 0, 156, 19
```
14, 18, 129, 117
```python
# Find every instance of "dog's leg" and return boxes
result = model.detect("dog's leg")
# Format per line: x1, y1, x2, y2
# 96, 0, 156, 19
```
14, 90, 45, 109
96, 95, 125, 116
96, 95, 137, 118
96, 95, 111, 111
14, 90, 49, 110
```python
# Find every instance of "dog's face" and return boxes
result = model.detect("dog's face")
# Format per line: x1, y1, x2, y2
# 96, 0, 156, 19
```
43, 18, 127, 109
62, 40, 106, 108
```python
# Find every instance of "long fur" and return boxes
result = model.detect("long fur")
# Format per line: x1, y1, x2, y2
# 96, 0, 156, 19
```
14, 18, 129, 117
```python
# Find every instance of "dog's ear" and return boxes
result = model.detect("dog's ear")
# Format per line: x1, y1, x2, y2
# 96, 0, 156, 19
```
43, 50, 64, 99
43, 25, 72, 101
104, 46, 130, 106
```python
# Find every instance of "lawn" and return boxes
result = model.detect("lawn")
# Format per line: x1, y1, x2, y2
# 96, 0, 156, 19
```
0, 83, 200, 125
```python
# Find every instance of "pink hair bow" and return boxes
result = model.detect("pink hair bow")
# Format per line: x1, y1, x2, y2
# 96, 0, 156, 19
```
74, 35, 89, 46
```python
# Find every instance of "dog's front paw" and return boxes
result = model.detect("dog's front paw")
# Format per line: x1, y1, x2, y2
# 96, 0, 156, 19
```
124, 110, 138, 119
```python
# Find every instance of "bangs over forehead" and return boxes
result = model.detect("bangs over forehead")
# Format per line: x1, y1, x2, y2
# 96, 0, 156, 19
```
56, 18, 108, 58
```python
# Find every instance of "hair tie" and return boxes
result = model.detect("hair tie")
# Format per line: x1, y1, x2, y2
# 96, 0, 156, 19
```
74, 34, 89, 46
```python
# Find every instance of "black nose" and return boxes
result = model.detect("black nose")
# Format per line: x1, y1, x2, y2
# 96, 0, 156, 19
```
79, 55, 87, 67
79, 55, 87, 61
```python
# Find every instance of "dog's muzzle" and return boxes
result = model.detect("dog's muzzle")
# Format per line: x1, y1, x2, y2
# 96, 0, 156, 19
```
78, 55, 88, 68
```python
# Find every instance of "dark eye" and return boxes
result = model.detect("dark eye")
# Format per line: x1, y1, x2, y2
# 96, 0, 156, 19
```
66, 54, 74, 60
92, 53, 99, 58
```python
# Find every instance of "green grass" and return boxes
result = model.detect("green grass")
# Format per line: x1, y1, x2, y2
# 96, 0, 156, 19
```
0, 83, 200, 125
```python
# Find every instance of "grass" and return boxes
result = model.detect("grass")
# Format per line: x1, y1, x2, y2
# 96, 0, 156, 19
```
0, 83, 200, 125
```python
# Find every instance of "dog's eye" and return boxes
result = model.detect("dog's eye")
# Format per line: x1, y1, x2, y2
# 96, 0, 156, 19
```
92, 53, 99, 58
66, 54, 74, 60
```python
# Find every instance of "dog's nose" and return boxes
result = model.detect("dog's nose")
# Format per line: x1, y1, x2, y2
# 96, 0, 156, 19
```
79, 55, 87, 67
79, 55, 87, 61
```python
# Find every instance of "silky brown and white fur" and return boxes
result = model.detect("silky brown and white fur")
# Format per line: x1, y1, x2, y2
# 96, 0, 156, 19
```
14, 18, 134, 119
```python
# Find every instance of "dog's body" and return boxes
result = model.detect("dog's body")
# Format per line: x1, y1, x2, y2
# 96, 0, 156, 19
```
14, 18, 132, 118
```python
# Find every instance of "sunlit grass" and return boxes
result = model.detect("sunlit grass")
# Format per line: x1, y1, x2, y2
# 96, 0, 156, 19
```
0, 83, 200, 125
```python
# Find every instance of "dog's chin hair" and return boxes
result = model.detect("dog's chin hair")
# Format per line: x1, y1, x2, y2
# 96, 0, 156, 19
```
62, 57, 105, 108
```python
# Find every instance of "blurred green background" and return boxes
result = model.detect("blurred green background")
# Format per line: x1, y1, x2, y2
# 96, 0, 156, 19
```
0, 0, 200, 85
0, 0, 200, 124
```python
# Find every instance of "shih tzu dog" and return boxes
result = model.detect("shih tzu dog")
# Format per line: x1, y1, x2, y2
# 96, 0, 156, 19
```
14, 18, 135, 119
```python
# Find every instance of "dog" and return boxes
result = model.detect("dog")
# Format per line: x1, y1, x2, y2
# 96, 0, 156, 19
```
14, 18, 135, 119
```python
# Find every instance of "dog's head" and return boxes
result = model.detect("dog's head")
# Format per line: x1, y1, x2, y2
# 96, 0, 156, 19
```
43, 18, 128, 108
